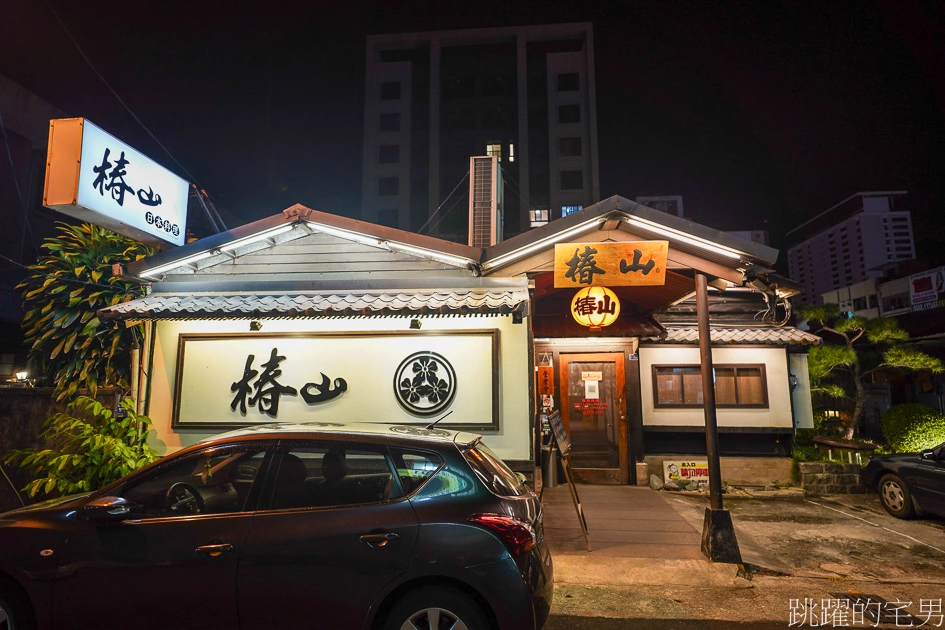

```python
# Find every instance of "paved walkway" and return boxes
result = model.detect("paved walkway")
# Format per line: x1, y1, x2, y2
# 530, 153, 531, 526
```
541, 483, 703, 558
539, 482, 749, 591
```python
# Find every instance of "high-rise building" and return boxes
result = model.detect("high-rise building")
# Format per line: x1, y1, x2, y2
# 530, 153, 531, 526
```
635, 194, 684, 217
786, 191, 913, 305
361, 23, 599, 241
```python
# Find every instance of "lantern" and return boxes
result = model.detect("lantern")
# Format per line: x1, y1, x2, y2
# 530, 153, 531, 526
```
571, 286, 620, 330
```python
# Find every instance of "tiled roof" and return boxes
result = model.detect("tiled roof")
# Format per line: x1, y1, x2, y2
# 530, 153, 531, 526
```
642, 326, 822, 346
98, 288, 530, 320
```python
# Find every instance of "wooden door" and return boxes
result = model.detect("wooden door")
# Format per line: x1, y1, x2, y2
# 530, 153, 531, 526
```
559, 352, 628, 484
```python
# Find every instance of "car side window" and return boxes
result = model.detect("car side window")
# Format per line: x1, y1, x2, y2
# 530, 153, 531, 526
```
120, 447, 268, 518
389, 448, 443, 496
269, 444, 400, 510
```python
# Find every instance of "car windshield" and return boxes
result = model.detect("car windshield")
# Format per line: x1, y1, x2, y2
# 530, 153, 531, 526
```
463, 442, 530, 497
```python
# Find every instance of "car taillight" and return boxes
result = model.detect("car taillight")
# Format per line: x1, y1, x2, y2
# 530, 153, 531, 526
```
468, 513, 537, 555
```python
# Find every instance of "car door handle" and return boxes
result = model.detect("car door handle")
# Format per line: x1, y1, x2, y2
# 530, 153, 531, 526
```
359, 532, 399, 548
195, 543, 234, 556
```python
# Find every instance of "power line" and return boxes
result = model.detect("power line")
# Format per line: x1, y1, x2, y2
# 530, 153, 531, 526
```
418, 171, 469, 235
41, 0, 213, 206
425, 190, 469, 236
0, 111, 35, 257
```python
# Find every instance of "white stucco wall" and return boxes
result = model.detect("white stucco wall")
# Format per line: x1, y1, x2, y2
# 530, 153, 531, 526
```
145, 314, 531, 461
638, 345, 793, 428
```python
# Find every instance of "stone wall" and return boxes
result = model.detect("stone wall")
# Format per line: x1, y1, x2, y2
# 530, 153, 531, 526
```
798, 462, 867, 496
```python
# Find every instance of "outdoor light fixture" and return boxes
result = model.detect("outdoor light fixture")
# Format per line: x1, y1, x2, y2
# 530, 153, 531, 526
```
624, 217, 743, 260
409, 319, 422, 329
789, 373, 798, 392
571, 286, 620, 331
220, 224, 296, 252
139, 251, 214, 278
305, 222, 389, 250
482, 218, 603, 271
249, 320, 263, 331
387, 242, 475, 269
15, 371, 28, 382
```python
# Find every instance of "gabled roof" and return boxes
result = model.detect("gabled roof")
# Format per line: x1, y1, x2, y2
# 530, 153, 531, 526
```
122, 196, 782, 287
124, 203, 482, 281
482, 195, 779, 272
105, 196, 797, 322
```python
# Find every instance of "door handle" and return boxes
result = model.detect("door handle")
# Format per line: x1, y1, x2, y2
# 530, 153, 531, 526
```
359, 532, 400, 548
195, 543, 234, 556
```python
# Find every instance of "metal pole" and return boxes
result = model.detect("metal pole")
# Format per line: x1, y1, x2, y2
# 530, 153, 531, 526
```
695, 272, 724, 510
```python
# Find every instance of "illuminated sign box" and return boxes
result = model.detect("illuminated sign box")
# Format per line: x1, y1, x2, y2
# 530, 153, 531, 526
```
43, 118, 188, 248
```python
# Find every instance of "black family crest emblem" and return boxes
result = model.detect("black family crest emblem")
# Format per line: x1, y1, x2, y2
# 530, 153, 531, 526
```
393, 351, 457, 416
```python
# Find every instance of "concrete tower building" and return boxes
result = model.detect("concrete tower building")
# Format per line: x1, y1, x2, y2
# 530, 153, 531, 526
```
361, 23, 599, 241
787, 191, 913, 306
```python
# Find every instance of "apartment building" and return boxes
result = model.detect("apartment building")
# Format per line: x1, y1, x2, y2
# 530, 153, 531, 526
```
361, 23, 600, 241
787, 192, 913, 306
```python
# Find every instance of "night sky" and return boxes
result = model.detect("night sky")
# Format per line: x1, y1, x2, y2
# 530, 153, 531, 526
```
2, 0, 944, 266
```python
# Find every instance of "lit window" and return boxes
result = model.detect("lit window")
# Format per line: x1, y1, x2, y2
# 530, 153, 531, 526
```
561, 205, 583, 217
529, 209, 549, 227
653, 365, 768, 408
486, 143, 502, 161
509, 143, 515, 162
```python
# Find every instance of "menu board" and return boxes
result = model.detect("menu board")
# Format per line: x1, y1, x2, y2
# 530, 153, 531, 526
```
547, 410, 571, 457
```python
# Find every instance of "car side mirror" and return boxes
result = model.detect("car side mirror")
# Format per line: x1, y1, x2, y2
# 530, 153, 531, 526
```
79, 496, 135, 523
515, 472, 528, 485
920, 449, 935, 461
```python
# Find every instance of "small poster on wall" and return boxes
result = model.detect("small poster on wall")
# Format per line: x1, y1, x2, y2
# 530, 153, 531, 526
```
663, 460, 709, 485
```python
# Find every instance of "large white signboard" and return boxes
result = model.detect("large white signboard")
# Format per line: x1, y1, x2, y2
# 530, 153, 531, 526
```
44, 118, 188, 248
174, 331, 499, 429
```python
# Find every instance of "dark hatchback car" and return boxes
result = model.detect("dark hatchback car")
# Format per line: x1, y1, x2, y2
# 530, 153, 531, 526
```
862, 440, 945, 519
0, 423, 553, 630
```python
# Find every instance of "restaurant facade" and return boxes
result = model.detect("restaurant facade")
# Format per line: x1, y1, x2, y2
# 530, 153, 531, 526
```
100, 195, 820, 484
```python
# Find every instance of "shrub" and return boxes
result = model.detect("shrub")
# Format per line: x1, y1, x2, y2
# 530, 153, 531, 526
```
880, 403, 945, 453
3, 396, 159, 498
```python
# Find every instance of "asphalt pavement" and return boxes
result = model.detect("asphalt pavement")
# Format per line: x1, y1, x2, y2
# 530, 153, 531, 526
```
541, 483, 945, 629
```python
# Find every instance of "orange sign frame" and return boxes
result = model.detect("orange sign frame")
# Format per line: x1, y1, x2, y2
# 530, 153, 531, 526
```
554, 241, 668, 288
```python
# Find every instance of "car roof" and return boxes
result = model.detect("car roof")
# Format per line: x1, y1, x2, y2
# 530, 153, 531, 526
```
202, 422, 482, 448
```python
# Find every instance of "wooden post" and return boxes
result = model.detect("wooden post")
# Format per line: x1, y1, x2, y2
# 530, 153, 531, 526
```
695, 272, 741, 563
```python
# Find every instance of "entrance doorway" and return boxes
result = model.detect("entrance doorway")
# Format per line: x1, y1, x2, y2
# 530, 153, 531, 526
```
558, 352, 629, 484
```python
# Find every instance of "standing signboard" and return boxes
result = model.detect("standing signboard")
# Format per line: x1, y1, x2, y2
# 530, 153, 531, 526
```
545, 410, 589, 550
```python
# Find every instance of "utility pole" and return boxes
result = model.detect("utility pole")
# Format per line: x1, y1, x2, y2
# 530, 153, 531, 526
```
695, 271, 742, 563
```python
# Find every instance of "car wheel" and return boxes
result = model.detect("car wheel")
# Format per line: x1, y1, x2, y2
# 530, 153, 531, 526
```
0, 582, 36, 630
878, 473, 915, 519
384, 586, 489, 630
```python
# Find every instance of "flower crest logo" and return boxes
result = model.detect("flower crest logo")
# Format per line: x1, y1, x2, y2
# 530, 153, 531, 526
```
394, 351, 457, 416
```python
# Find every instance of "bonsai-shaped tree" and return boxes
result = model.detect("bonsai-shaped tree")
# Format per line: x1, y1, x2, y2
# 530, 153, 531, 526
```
798, 303, 943, 440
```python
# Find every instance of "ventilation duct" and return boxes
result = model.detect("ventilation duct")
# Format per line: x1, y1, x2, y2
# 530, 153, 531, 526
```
468, 156, 503, 247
